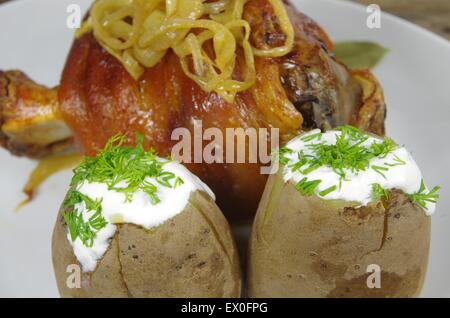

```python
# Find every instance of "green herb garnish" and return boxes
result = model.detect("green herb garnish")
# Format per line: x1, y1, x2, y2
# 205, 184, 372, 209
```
63, 133, 185, 247
284, 126, 401, 197
301, 133, 322, 142
407, 180, 440, 210
288, 151, 308, 172
63, 190, 102, 212
384, 155, 406, 167
371, 183, 389, 200
335, 125, 367, 140
283, 127, 439, 210
295, 178, 322, 196
301, 162, 322, 175
371, 165, 389, 178
62, 190, 107, 247
71, 133, 183, 203
174, 176, 184, 188
88, 209, 108, 231
278, 147, 294, 166
303, 127, 390, 179
370, 138, 395, 158
63, 210, 107, 248
319, 185, 337, 197
141, 180, 160, 205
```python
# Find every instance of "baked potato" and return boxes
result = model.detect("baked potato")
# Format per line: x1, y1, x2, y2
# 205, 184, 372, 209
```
52, 135, 241, 298
248, 127, 437, 298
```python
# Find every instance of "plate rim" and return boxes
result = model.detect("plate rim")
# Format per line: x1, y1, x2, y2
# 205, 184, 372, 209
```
1, 0, 449, 298
305, 0, 450, 49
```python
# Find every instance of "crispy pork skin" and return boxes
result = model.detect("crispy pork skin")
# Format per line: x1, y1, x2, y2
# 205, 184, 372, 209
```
0, 0, 386, 223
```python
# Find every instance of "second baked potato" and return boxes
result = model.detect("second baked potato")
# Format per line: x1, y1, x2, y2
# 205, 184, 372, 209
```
248, 127, 438, 297
52, 135, 241, 297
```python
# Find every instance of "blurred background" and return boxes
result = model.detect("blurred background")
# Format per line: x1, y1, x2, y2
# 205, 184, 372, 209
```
0, 0, 449, 40
350, 0, 450, 40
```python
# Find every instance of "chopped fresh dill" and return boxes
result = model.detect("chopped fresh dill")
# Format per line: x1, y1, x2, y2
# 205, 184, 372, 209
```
304, 130, 371, 176
278, 147, 293, 165
63, 133, 186, 247
301, 132, 322, 142
62, 190, 107, 247
295, 178, 321, 196
88, 209, 108, 231
71, 133, 184, 203
407, 180, 440, 210
371, 165, 389, 178
300, 127, 396, 182
319, 185, 337, 197
301, 162, 321, 175
371, 183, 389, 200
281, 127, 439, 209
288, 151, 310, 172
63, 190, 102, 212
370, 138, 396, 158
156, 171, 178, 188
384, 154, 406, 167
174, 176, 184, 188
283, 126, 403, 198
335, 125, 367, 139
141, 180, 160, 205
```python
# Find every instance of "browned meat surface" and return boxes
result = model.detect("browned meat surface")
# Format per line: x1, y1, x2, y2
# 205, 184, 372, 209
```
0, 70, 73, 157
0, 0, 386, 223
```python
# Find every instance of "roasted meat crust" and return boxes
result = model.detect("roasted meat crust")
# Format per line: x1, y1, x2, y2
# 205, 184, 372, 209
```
0, 0, 386, 223
350, 69, 386, 135
0, 70, 73, 158
280, 1, 386, 134
57, 0, 386, 223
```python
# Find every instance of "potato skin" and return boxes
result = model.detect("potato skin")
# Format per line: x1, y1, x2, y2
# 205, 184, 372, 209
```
52, 191, 241, 298
248, 170, 431, 298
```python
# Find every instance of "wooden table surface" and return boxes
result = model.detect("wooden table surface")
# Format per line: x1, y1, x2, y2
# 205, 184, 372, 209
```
0, 0, 449, 40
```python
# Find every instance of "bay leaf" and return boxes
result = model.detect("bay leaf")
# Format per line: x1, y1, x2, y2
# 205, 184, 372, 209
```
333, 41, 388, 69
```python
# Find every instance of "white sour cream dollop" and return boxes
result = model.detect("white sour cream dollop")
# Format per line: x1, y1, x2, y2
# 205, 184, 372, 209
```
282, 129, 436, 216
68, 161, 214, 272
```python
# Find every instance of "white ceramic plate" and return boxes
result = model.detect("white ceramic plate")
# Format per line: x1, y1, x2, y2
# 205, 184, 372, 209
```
0, 0, 449, 298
